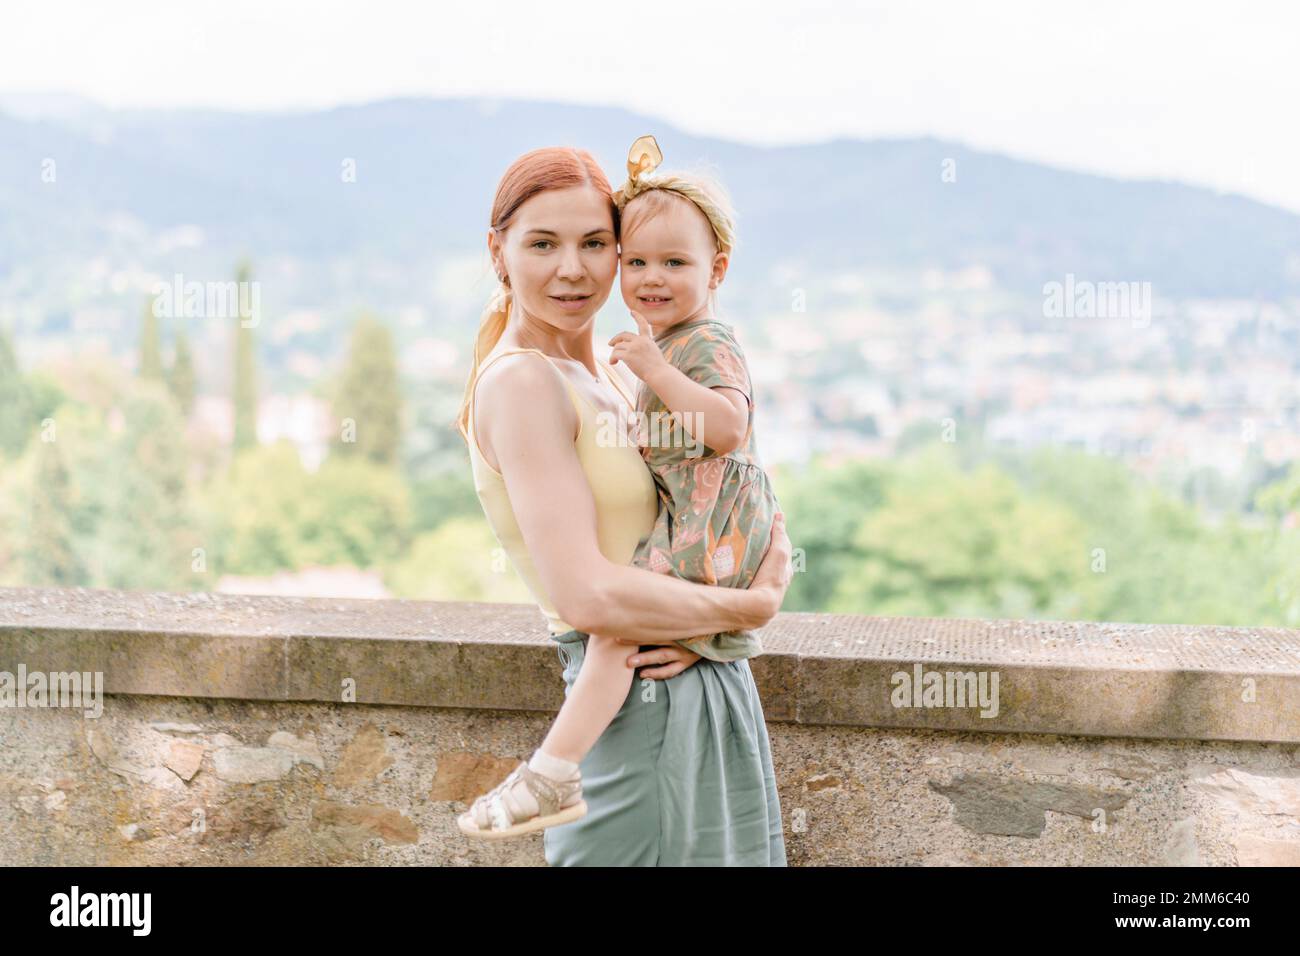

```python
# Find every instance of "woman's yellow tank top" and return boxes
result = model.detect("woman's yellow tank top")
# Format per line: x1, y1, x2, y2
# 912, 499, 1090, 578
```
466, 347, 659, 636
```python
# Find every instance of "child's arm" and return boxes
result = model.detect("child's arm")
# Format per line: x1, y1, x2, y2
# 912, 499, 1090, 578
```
608, 311, 752, 455
639, 364, 748, 455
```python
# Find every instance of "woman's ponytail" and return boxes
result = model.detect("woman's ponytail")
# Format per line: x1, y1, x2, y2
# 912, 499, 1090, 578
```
454, 283, 512, 443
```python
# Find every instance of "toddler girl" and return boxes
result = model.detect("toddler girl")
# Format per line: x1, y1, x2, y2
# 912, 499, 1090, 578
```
608, 135, 779, 663
458, 135, 782, 839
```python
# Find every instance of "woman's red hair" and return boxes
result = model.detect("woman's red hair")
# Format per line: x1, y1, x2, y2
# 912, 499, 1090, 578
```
455, 147, 616, 441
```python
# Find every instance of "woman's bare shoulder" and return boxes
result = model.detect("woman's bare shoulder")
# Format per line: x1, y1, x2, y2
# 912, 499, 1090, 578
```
476, 347, 570, 397
474, 350, 578, 441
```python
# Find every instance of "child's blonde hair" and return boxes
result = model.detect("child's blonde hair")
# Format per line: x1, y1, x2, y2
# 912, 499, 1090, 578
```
613, 135, 737, 260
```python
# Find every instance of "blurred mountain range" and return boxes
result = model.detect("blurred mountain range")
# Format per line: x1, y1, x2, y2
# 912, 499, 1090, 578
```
3, 92, 1300, 327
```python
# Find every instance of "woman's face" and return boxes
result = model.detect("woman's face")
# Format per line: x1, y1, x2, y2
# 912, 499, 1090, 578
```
489, 184, 618, 331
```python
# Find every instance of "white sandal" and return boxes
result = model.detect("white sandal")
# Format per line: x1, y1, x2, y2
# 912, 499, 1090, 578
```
457, 761, 587, 840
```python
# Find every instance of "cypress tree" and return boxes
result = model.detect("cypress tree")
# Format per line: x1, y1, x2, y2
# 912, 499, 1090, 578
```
232, 260, 258, 452
168, 320, 197, 417
0, 325, 33, 459
331, 314, 403, 467
139, 298, 165, 382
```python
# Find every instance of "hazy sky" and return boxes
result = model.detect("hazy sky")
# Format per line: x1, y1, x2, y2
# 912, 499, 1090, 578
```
5, 0, 1299, 213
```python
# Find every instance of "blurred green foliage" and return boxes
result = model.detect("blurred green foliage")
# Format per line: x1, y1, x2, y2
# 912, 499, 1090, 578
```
2, 320, 1298, 628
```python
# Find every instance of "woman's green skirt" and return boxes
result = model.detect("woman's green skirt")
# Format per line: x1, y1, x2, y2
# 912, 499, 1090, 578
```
542, 629, 787, 866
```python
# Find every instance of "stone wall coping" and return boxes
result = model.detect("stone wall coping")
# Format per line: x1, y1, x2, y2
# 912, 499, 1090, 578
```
3, 586, 1299, 743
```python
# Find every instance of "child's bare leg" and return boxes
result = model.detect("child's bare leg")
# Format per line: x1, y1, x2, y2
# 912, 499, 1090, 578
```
537, 633, 636, 765
456, 633, 635, 837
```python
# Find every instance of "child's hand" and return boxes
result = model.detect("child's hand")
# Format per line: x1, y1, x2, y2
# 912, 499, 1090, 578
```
608, 310, 669, 383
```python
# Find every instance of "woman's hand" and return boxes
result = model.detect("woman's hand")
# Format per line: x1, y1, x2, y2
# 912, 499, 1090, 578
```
749, 512, 793, 625
625, 642, 702, 680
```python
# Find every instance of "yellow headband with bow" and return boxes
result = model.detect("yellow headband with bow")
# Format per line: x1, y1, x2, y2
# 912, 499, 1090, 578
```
627, 134, 663, 182
615, 134, 731, 254
615, 134, 664, 208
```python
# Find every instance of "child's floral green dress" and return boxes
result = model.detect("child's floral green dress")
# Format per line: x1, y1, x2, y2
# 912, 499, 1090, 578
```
631, 317, 781, 663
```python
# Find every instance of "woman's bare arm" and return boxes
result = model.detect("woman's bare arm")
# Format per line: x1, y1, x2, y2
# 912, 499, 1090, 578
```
477, 353, 790, 644
596, 516, 789, 644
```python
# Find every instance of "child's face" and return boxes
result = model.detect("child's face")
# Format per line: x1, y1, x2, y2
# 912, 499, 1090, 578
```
619, 193, 726, 335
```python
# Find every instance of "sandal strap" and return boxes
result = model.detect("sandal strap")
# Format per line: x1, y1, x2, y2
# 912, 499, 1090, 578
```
466, 761, 580, 830
516, 763, 562, 817
470, 765, 524, 828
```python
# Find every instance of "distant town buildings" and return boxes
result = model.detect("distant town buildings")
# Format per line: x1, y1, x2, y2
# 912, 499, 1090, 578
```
192, 392, 334, 472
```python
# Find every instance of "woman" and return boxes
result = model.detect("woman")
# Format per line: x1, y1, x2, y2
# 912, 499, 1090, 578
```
455, 145, 792, 865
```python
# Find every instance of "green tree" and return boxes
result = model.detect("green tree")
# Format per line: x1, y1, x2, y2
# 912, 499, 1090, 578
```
139, 298, 165, 382
22, 437, 83, 586
0, 324, 33, 459
23, 370, 67, 424
331, 314, 403, 467
1248, 462, 1300, 625
297, 454, 412, 567
829, 445, 1093, 620
408, 467, 482, 535
93, 382, 199, 590
772, 455, 887, 612
961, 440, 1290, 625
168, 320, 197, 417
1254, 461, 1300, 519
202, 442, 311, 575
0, 448, 30, 583
232, 260, 259, 452
404, 379, 476, 479
201, 441, 412, 575
385, 516, 533, 601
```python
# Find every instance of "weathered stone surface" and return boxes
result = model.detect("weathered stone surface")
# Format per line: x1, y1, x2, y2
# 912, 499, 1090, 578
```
1094, 754, 1169, 780
149, 722, 204, 734
199, 795, 288, 845
165, 740, 204, 781
266, 731, 324, 770
1164, 818, 1201, 865
1014, 753, 1074, 776
213, 746, 296, 783
85, 726, 185, 790
429, 751, 520, 802
928, 772, 1130, 837
310, 801, 418, 845
806, 773, 841, 792
4, 696, 1295, 866
5, 587, 1298, 742
1234, 834, 1300, 865
309, 821, 373, 863
86, 726, 116, 765
137, 766, 187, 791
334, 722, 394, 787
118, 823, 151, 842
1191, 768, 1300, 818
211, 733, 323, 783
3, 589, 1299, 866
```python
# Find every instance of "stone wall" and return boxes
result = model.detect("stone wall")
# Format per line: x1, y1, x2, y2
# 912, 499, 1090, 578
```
2, 587, 1298, 866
